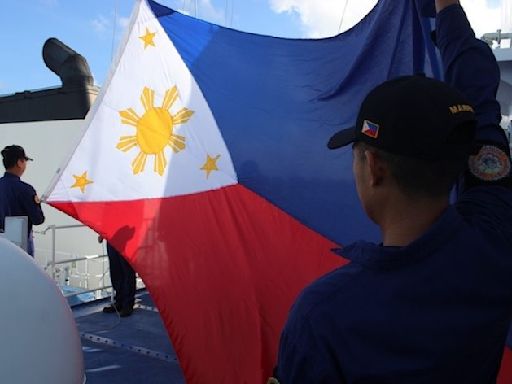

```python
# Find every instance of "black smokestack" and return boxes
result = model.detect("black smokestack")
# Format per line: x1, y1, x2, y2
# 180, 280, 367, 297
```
42, 37, 94, 88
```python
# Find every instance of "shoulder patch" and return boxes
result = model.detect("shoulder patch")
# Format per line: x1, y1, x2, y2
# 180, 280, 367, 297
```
34, 195, 41, 204
469, 145, 511, 182
267, 378, 280, 384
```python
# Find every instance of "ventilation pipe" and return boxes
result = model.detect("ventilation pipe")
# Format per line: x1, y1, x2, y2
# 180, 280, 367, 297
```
42, 37, 94, 88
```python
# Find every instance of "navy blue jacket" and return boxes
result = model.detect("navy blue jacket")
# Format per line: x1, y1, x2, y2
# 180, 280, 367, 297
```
0, 172, 45, 234
275, 5, 512, 383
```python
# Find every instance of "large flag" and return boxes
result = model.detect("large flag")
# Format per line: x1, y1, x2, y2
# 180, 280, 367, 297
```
499, 331, 512, 384
499, 348, 512, 384
44, 0, 511, 382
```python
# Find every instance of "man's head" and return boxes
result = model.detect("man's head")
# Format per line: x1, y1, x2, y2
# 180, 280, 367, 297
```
328, 75, 476, 222
1, 145, 33, 176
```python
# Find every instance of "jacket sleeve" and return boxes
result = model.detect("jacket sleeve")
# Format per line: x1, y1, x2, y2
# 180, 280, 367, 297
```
436, 4, 511, 190
20, 185, 45, 226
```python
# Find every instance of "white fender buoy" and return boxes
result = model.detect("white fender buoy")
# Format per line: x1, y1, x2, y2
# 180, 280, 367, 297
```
0, 237, 84, 383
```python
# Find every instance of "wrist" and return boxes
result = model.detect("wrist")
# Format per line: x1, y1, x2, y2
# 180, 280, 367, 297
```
435, 0, 460, 13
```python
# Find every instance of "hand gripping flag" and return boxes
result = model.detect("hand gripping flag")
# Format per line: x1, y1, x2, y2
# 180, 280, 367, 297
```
44, 0, 511, 382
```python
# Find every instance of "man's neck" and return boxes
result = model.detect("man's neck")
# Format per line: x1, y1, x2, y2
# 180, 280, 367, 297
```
379, 196, 449, 247
6, 169, 22, 178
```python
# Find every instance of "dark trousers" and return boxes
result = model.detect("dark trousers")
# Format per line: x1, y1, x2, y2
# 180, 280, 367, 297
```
106, 243, 136, 308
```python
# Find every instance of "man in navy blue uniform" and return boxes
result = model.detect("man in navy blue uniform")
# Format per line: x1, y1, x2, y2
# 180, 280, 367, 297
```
0, 145, 45, 257
273, 0, 512, 383
101, 240, 136, 317
98, 235, 137, 317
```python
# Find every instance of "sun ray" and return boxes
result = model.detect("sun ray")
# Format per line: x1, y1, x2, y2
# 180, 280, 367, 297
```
154, 151, 168, 176
119, 108, 141, 127
141, 87, 155, 112
132, 151, 147, 174
169, 134, 186, 153
172, 108, 194, 125
118, 86, 194, 175
162, 86, 178, 110
117, 136, 139, 152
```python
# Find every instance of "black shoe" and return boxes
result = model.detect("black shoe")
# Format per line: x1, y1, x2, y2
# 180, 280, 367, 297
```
103, 302, 122, 313
119, 306, 134, 317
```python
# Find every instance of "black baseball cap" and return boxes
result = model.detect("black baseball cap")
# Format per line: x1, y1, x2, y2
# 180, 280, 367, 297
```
327, 75, 477, 160
1, 145, 33, 162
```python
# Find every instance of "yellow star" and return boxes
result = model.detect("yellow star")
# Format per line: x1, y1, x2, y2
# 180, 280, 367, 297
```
200, 154, 221, 178
139, 28, 156, 49
71, 171, 93, 193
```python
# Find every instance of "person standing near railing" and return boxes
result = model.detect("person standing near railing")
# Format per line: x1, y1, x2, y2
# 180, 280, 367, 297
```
0, 145, 45, 256
98, 236, 136, 317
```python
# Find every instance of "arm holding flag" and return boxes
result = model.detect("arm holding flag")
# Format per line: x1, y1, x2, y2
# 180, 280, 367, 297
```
435, 0, 512, 247
435, 0, 509, 148
435, 1, 512, 382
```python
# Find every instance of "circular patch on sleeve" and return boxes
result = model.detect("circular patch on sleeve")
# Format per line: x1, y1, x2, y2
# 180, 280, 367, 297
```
468, 145, 511, 181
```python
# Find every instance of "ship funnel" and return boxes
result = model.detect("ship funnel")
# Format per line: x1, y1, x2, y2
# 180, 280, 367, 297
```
42, 37, 94, 88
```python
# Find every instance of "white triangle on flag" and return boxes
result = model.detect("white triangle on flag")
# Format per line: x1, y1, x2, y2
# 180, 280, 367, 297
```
46, 0, 238, 203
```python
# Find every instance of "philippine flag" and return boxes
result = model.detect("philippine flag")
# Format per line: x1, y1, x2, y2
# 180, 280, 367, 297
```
361, 120, 380, 139
43, 0, 511, 382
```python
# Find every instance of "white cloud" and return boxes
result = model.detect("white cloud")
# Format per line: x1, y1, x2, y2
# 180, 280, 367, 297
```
180, 0, 224, 25
268, 0, 503, 38
268, 0, 377, 37
199, 0, 225, 24
503, 0, 512, 32
91, 15, 111, 35
461, 0, 501, 37
118, 16, 130, 29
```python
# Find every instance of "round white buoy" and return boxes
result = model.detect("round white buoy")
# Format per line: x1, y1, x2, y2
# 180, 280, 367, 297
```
0, 238, 84, 383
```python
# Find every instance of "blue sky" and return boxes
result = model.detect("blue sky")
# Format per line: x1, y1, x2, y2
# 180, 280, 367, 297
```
0, 0, 506, 95
0, 0, 308, 95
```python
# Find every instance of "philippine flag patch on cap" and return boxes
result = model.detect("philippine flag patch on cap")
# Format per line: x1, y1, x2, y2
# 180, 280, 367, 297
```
361, 120, 380, 139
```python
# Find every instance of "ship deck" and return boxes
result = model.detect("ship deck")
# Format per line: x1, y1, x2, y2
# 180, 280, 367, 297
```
72, 290, 185, 384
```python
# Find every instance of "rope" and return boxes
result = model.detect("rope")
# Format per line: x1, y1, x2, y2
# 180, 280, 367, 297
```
337, 0, 350, 34
225, 0, 229, 26
110, 0, 118, 61
230, 0, 235, 27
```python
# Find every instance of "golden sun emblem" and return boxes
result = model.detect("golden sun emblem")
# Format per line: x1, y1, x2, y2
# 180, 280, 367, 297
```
117, 86, 194, 176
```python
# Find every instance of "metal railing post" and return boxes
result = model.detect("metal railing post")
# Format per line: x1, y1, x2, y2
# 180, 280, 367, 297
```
51, 225, 56, 280
84, 259, 89, 289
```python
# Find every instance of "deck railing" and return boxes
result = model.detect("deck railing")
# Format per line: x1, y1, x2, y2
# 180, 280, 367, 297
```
36, 224, 112, 301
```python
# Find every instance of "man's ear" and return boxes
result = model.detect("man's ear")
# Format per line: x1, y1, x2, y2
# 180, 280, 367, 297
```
365, 150, 386, 187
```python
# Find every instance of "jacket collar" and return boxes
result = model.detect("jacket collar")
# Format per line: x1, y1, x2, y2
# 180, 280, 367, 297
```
3, 172, 20, 180
334, 207, 462, 270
